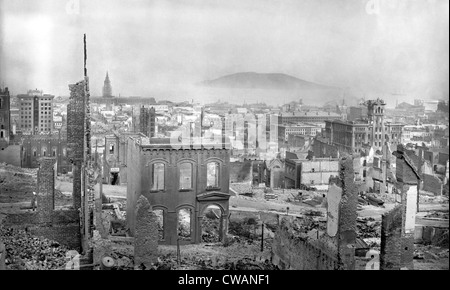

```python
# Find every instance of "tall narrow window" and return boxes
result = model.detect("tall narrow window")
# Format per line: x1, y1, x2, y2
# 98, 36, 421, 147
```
207, 162, 220, 188
179, 163, 192, 190
154, 209, 164, 241
152, 163, 165, 191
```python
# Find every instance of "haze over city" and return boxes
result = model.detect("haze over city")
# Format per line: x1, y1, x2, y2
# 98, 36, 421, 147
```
0, 0, 449, 105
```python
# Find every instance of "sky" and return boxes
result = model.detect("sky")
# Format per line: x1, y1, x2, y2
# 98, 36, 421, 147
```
0, 0, 448, 104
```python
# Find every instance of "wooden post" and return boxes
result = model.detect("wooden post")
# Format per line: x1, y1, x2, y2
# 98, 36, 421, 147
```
177, 238, 181, 266
260, 223, 264, 252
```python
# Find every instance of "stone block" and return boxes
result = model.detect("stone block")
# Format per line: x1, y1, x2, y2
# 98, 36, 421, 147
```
134, 195, 158, 269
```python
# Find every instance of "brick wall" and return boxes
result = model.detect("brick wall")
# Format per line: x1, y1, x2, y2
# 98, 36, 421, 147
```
272, 218, 340, 270
37, 158, 56, 219
380, 205, 414, 270
422, 174, 443, 195
67, 81, 87, 210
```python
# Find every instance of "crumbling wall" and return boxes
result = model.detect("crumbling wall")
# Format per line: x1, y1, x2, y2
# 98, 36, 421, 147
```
2, 158, 81, 251
422, 174, 443, 195
335, 157, 358, 270
272, 156, 358, 270
272, 218, 340, 270
134, 195, 158, 269
67, 81, 87, 210
37, 158, 56, 219
380, 205, 414, 270
380, 145, 419, 270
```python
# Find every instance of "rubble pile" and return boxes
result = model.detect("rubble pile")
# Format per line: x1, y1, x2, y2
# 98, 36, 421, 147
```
414, 245, 450, 261
356, 217, 381, 239
201, 216, 220, 243
142, 254, 278, 270
419, 194, 449, 204
0, 226, 70, 270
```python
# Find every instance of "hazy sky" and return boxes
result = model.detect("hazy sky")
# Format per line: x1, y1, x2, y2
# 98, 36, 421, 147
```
0, 0, 448, 102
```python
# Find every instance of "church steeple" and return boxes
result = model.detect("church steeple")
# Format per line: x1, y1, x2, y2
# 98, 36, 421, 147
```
102, 71, 112, 98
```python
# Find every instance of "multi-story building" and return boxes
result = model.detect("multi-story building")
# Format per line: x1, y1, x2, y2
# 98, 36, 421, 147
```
17, 89, 54, 134
20, 133, 71, 174
126, 136, 231, 245
278, 111, 342, 124
139, 106, 156, 137
284, 156, 339, 189
278, 123, 322, 141
0, 87, 11, 148
103, 132, 145, 185
321, 99, 404, 154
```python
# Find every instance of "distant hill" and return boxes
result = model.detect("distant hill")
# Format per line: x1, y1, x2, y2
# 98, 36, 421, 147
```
198, 72, 338, 91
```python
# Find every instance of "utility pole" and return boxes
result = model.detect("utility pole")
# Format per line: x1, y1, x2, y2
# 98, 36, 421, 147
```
260, 223, 264, 252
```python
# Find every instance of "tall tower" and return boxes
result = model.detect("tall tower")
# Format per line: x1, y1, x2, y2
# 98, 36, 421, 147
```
102, 72, 112, 98
366, 98, 386, 149
0, 87, 11, 147
139, 106, 156, 138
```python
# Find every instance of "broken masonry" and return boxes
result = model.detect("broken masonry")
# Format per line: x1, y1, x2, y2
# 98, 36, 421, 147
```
380, 144, 420, 270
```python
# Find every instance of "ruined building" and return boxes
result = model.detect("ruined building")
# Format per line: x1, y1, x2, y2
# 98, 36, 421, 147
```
380, 144, 421, 270
3, 158, 82, 251
272, 156, 360, 270
0, 87, 11, 149
139, 106, 156, 138
21, 133, 71, 174
126, 136, 231, 245
284, 156, 339, 189
66, 34, 96, 254
103, 131, 146, 185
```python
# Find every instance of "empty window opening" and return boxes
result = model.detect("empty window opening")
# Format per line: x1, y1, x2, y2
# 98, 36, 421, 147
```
177, 208, 192, 241
151, 163, 165, 191
179, 163, 192, 190
207, 162, 220, 188
154, 209, 164, 241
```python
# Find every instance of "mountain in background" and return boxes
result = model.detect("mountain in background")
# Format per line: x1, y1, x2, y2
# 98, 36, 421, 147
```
195, 72, 350, 106
198, 72, 339, 91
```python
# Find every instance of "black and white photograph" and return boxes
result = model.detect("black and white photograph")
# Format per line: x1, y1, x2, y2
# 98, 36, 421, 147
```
0, 0, 448, 278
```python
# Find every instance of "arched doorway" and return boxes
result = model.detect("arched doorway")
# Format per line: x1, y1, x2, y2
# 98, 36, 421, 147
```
201, 204, 224, 243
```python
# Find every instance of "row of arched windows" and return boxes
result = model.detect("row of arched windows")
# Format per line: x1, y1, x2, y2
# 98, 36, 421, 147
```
31, 147, 66, 157
150, 161, 220, 191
